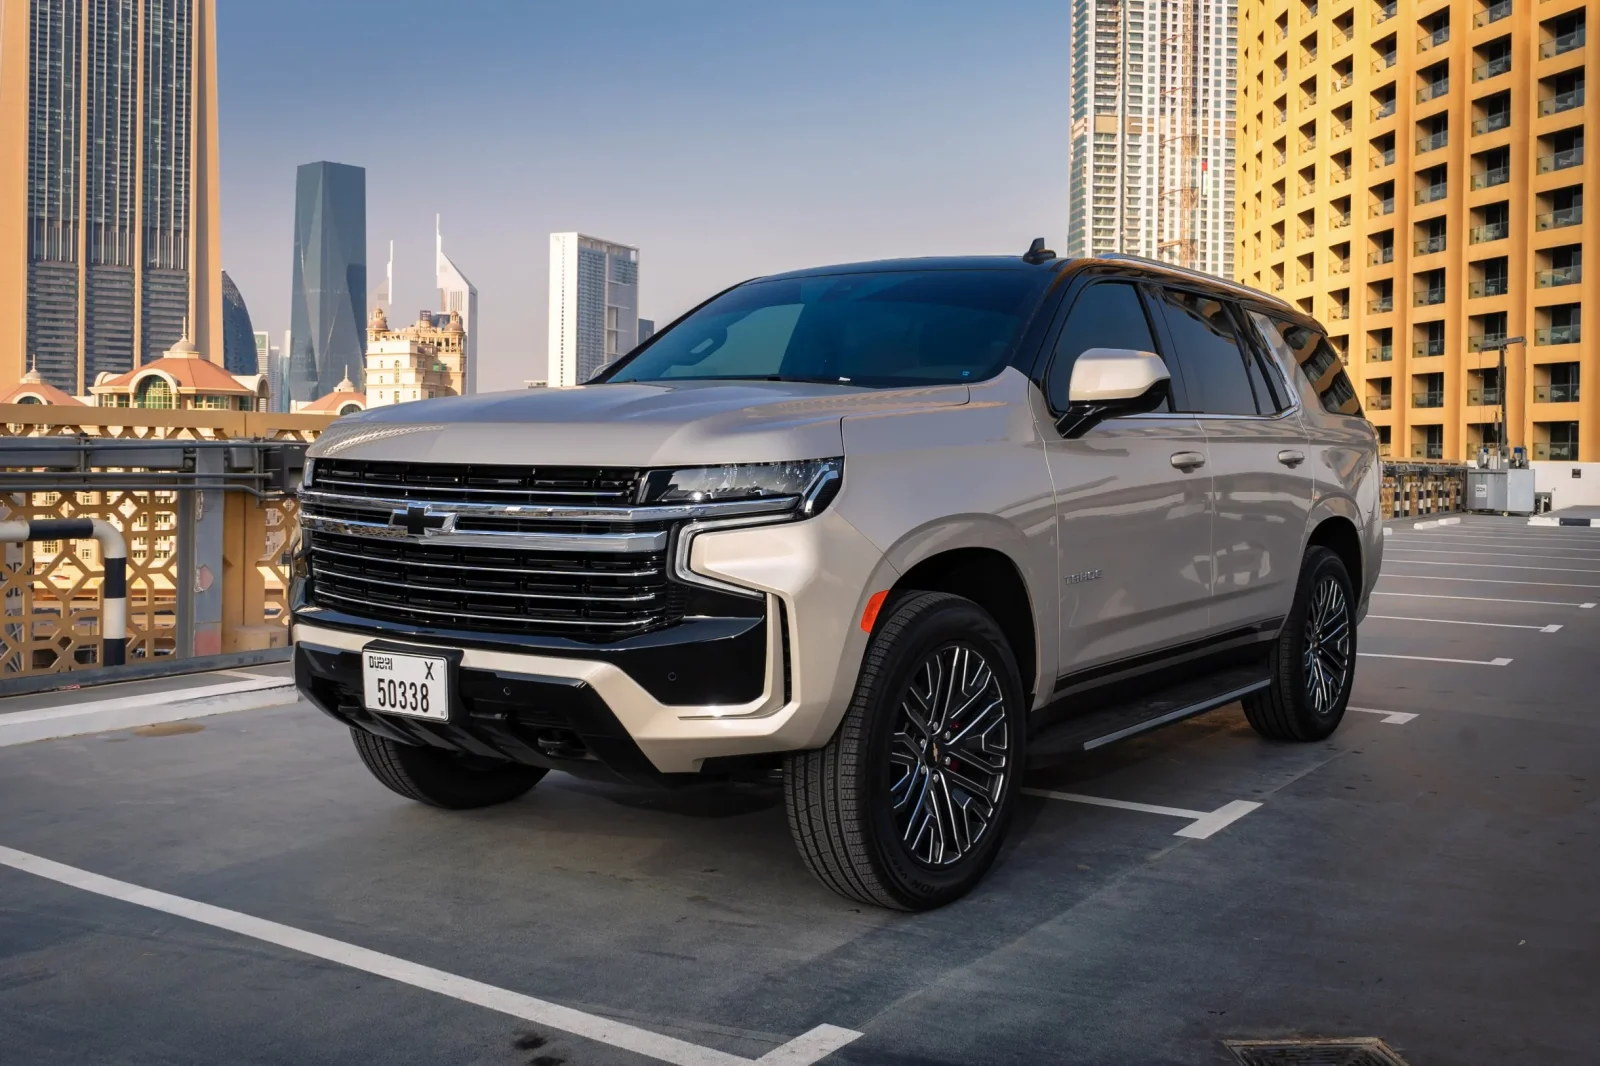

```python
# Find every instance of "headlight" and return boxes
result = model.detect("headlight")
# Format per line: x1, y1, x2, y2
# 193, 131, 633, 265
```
641, 458, 842, 514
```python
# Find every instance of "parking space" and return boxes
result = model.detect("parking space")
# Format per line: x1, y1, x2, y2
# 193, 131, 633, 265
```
2, 514, 1596, 1066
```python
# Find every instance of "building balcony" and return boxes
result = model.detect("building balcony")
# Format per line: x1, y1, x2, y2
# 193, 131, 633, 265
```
1376, 2, 1397, 23
1468, 387, 1504, 406
1541, 88, 1585, 115
1539, 146, 1585, 172
1540, 27, 1586, 58
1331, 259, 1352, 275
1333, 70, 1355, 90
1413, 391, 1446, 408
1471, 332, 1510, 350
1371, 198, 1395, 217
1415, 338, 1447, 356
1536, 264, 1583, 288
1534, 441, 1578, 460
1417, 131, 1449, 153
1475, 0, 1512, 27
1370, 297, 1396, 313
1372, 100, 1397, 120
1418, 26, 1451, 51
1379, 441, 1393, 457
1414, 287, 1447, 306
1370, 247, 1396, 265
1369, 344, 1394, 361
1273, 234, 1287, 249
1415, 236, 1448, 255
1374, 54, 1399, 73
1535, 383, 1580, 403
1369, 394, 1394, 409
1417, 79, 1451, 103
1413, 442, 1446, 459
1373, 147, 1396, 167
1331, 212, 1353, 228
1470, 278, 1510, 298
1471, 222, 1510, 243
1537, 205, 1583, 230
1475, 55, 1512, 80
1473, 112, 1511, 134
1536, 324, 1582, 345
1472, 166, 1511, 189
1417, 183, 1449, 204
1330, 304, 1352, 320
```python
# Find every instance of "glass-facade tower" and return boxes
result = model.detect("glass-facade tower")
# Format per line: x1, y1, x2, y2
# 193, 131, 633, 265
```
288, 161, 366, 404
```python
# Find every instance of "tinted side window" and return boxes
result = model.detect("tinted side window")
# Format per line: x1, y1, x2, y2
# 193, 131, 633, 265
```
1045, 281, 1163, 412
1155, 289, 1259, 415
1253, 312, 1363, 416
1235, 308, 1294, 414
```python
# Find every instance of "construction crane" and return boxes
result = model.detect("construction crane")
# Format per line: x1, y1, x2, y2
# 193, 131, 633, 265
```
1157, 0, 1202, 271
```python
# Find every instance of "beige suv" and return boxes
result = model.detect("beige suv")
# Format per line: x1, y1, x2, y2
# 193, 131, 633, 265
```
293, 244, 1381, 911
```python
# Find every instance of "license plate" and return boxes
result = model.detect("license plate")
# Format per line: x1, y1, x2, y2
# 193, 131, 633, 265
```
362, 649, 449, 721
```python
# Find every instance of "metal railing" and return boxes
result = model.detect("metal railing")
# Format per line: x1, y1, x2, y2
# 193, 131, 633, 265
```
1535, 442, 1578, 460
1541, 87, 1585, 115
1475, 55, 1512, 80
1471, 222, 1509, 243
1418, 79, 1451, 102
1536, 324, 1582, 345
1369, 344, 1394, 361
1372, 100, 1397, 120
1417, 183, 1449, 204
1467, 387, 1504, 406
1383, 463, 1466, 518
1414, 287, 1447, 306
1415, 235, 1448, 254
1473, 166, 1510, 188
1417, 131, 1449, 153
1415, 339, 1446, 356
1536, 264, 1582, 287
0, 407, 330, 681
1413, 391, 1446, 408
1475, 0, 1511, 27
1370, 296, 1395, 313
1369, 394, 1394, 409
1418, 26, 1450, 51
1540, 27, 1585, 58
1471, 333, 1509, 350
1535, 383, 1580, 403
1537, 206, 1583, 230
1538, 146, 1584, 172
1473, 112, 1511, 134
1470, 278, 1510, 298
1411, 443, 1446, 459
1370, 247, 1395, 265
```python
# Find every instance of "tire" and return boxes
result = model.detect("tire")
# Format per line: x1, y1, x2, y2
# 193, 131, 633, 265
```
784, 592, 1027, 911
351, 729, 547, 809
1243, 546, 1356, 742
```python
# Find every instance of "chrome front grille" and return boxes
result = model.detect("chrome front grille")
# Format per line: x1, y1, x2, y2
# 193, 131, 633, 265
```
299, 460, 678, 639
305, 531, 679, 637
309, 459, 643, 507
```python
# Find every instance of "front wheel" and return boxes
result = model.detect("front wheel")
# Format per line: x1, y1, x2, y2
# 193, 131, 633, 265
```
784, 592, 1026, 911
1243, 546, 1356, 742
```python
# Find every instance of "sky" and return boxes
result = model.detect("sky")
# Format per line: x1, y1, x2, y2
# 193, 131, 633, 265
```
218, 0, 1071, 393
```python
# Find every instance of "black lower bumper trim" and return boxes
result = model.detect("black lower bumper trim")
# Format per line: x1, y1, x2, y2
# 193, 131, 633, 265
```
295, 642, 686, 787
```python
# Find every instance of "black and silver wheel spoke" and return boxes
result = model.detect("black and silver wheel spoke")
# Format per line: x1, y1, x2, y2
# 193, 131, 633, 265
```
888, 643, 1012, 867
1302, 575, 1351, 715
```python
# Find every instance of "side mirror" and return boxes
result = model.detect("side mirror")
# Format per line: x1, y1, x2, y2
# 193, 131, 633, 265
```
1057, 347, 1171, 439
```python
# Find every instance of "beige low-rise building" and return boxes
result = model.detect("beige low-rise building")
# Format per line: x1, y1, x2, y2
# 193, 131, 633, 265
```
363, 307, 463, 408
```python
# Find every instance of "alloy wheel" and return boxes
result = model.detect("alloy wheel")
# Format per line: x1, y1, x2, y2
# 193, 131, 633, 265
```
1302, 575, 1352, 715
887, 643, 1012, 867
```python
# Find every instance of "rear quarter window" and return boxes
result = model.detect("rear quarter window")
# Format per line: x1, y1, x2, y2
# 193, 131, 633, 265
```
1249, 311, 1363, 417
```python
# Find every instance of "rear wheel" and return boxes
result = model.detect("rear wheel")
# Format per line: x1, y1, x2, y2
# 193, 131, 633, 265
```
1243, 546, 1355, 742
351, 729, 547, 809
784, 592, 1026, 911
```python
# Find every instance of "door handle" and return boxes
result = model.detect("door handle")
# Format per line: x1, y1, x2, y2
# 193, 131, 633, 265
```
1277, 449, 1306, 468
1170, 451, 1206, 471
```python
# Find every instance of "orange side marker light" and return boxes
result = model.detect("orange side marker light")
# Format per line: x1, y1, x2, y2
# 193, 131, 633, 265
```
860, 590, 890, 633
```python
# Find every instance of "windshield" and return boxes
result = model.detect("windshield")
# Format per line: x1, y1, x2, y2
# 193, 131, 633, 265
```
600, 269, 1049, 388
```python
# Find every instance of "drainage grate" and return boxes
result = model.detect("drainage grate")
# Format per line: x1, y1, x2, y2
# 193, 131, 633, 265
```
1224, 1038, 1413, 1066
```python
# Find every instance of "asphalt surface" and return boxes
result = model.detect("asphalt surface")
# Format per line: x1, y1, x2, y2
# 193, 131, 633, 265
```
1, 515, 1595, 1065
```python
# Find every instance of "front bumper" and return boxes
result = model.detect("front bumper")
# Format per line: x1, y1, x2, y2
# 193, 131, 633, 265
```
293, 507, 895, 776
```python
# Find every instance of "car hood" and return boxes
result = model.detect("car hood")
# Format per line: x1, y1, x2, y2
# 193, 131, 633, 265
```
307, 380, 970, 467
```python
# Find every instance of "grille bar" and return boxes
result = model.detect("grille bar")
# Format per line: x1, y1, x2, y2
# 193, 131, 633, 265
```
310, 459, 642, 507
310, 564, 662, 604
312, 588, 662, 631
309, 542, 662, 580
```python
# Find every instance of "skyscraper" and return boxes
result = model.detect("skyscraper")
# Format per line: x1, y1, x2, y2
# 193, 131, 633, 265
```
548, 233, 639, 387
219, 271, 257, 375
638, 319, 655, 345
436, 218, 477, 394
0, 0, 225, 394
1065, 0, 1237, 278
288, 161, 366, 403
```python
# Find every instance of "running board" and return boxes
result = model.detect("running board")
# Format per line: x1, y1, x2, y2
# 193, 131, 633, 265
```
1028, 665, 1270, 762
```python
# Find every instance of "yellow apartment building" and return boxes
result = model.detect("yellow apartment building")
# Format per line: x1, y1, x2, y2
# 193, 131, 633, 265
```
1236, 0, 1593, 461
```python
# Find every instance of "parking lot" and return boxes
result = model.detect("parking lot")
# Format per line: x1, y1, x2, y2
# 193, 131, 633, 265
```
1, 514, 1595, 1065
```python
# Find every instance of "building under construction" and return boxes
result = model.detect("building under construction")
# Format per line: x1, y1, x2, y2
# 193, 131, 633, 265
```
1066, 0, 1238, 279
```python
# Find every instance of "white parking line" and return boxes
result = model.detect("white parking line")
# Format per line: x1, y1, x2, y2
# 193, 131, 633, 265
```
1347, 707, 1418, 724
1396, 532, 1600, 547
1384, 559, 1600, 575
1364, 614, 1562, 632
0, 678, 299, 748
1022, 789, 1262, 839
1358, 652, 1512, 666
1386, 547, 1600, 562
1372, 591, 1597, 608
0, 845, 859, 1066
1379, 574, 1600, 589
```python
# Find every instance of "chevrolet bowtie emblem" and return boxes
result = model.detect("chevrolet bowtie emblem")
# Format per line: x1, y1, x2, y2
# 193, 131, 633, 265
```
389, 505, 454, 537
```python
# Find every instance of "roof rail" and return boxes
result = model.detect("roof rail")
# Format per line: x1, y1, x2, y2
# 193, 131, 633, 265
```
1094, 253, 1296, 312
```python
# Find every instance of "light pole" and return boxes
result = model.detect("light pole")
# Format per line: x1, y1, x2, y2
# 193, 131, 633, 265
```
1494, 336, 1525, 467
